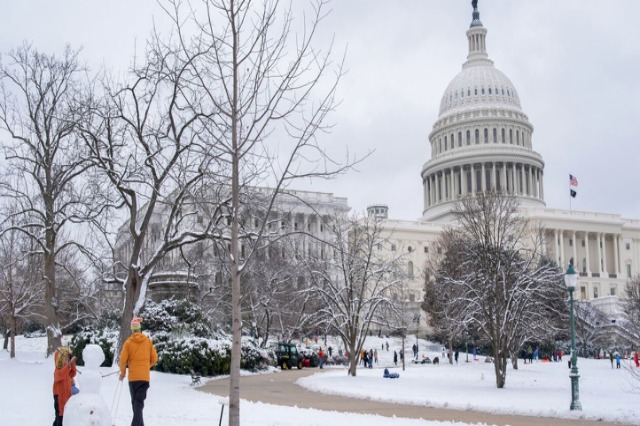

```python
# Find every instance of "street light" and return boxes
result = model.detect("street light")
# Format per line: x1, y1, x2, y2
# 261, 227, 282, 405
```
413, 313, 420, 358
565, 258, 582, 411
400, 327, 407, 371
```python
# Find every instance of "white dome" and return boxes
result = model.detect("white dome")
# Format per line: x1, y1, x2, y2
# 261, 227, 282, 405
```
439, 64, 521, 117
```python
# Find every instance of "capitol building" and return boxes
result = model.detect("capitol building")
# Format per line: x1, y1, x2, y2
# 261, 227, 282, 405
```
370, 2, 640, 326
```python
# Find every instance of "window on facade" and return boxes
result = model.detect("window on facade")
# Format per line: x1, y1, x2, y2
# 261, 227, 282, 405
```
320, 224, 324, 232
626, 243, 631, 250
408, 261, 414, 279
484, 128, 488, 143
627, 264, 632, 278
610, 286, 617, 296
444, 136, 447, 151
593, 287, 599, 298
408, 246, 413, 253
509, 129, 513, 144
501, 128, 506, 143
488, 87, 492, 95
582, 258, 587, 273
466, 130, 471, 145
493, 128, 497, 143
581, 240, 585, 247
451, 134, 455, 149
468, 89, 471, 96
516, 130, 520, 145
391, 244, 396, 251
424, 246, 429, 254
458, 132, 462, 147
569, 239, 573, 247
376, 243, 382, 250
475, 129, 480, 144
437, 248, 442, 254
481, 88, 485, 95
580, 286, 586, 300
474, 88, 478, 96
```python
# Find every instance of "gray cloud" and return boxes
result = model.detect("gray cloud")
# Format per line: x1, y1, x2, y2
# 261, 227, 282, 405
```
2, 0, 638, 220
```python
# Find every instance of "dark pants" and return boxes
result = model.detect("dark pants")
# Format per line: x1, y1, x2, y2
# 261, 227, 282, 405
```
129, 381, 150, 426
52, 395, 62, 426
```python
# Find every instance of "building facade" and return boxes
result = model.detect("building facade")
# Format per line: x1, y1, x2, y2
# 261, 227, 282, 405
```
374, 2, 640, 326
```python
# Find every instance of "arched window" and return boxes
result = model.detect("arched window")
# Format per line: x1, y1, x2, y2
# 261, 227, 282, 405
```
509, 129, 513, 144
516, 130, 520, 145
484, 128, 489, 143
408, 261, 414, 279
501, 128, 506, 143
583, 258, 587, 274
475, 129, 480, 144
488, 87, 492, 95
451, 133, 455, 149
458, 131, 462, 147
481, 87, 485, 95
493, 128, 497, 143
444, 136, 448, 151
466, 130, 471, 145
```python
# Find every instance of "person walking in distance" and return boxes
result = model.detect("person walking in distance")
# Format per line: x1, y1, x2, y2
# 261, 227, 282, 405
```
119, 317, 158, 426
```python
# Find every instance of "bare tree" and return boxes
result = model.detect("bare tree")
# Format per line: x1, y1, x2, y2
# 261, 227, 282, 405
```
426, 192, 566, 388
77, 25, 221, 353
0, 216, 44, 357
0, 44, 97, 355
152, 1, 355, 423
303, 213, 406, 376
623, 276, 640, 342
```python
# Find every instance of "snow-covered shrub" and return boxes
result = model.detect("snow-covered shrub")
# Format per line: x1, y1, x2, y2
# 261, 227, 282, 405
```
153, 333, 231, 376
153, 334, 275, 376
70, 327, 118, 367
140, 299, 212, 337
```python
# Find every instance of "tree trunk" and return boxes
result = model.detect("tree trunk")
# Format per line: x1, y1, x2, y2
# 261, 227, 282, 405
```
118, 272, 142, 362
9, 313, 16, 358
44, 243, 62, 357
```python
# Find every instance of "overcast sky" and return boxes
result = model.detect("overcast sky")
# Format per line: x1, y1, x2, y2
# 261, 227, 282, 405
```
2, 1, 639, 221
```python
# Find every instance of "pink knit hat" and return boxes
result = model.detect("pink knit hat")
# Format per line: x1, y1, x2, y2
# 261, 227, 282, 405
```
130, 316, 143, 331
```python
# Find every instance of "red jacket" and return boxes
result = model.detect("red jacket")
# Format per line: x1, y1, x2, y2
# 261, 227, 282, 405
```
52, 351, 77, 416
119, 332, 158, 382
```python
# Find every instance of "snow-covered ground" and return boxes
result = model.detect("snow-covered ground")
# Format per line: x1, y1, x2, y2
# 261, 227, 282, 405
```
2, 335, 639, 425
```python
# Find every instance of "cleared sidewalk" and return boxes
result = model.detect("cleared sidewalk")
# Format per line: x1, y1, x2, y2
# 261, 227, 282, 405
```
199, 368, 624, 426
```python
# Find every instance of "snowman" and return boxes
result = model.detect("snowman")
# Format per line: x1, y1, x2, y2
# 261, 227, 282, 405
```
63, 344, 112, 426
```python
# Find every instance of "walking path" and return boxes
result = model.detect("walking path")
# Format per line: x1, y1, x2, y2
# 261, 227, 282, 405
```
199, 368, 623, 426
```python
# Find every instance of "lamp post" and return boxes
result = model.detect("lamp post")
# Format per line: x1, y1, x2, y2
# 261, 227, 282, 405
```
565, 259, 582, 411
400, 327, 407, 371
413, 313, 420, 357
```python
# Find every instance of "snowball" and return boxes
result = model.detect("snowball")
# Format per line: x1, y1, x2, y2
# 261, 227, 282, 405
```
63, 393, 111, 426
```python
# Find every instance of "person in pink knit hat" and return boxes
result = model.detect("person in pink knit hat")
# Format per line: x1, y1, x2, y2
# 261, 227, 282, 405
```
119, 316, 158, 426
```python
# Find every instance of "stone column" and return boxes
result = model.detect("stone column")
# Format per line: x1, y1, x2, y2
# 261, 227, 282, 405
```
572, 231, 577, 269
539, 169, 545, 200
450, 168, 455, 200
461, 166, 467, 196
584, 233, 591, 276
602, 234, 608, 276
520, 165, 525, 195
614, 234, 620, 277
554, 229, 560, 266
559, 229, 565, 268
501, 163, 507, 192
471, 165, 476, 196
596, 233, 603, 275
491, 162, 496, 190
481, 163, 485, 193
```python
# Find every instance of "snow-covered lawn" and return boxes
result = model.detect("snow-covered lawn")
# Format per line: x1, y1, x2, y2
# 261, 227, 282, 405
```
2, 335, 639, 425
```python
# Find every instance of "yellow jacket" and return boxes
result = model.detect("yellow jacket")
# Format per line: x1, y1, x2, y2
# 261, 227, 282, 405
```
119, 332, 158, 382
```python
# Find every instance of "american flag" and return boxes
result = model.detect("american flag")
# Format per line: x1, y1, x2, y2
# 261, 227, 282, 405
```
570, 174, 578, 187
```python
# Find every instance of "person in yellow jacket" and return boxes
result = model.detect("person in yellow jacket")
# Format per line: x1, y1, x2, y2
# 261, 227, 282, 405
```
119, 316, 158, 426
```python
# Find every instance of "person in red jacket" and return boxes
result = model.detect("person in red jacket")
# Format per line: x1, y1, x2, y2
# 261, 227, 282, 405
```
119, 316, 158, 426
52, 346, 77, 426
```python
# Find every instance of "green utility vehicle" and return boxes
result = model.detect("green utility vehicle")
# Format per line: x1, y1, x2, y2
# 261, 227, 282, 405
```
276, 342, 303, 370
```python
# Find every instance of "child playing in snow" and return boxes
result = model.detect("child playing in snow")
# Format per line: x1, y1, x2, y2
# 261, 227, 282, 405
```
52, 346, 77, 426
